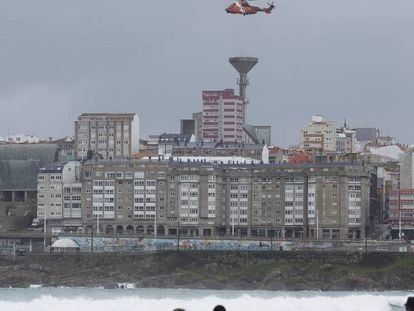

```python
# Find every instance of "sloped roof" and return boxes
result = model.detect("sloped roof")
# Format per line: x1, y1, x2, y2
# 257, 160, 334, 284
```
51, 238, 80, 249
288, 154, 312, 164
0, 144, 59, 190
243, 124, 259, 144
368, 145, 404, 161
0, 144, 58, 165
39, 162, 68, 174
131, 150, 159, 159
0, 160, 40, 189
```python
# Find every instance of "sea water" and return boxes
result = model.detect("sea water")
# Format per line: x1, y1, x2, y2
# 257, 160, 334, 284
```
0, 287, 412, 311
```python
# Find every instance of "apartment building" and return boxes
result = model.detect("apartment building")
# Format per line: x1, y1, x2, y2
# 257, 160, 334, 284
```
387, 152, 414, 238
172, 141, 267, 162
301, 115, 336, 152
79, 159, 373, 240
74, 113, 139, 160
336, 127, 356, 154
37, 161, 82, 233
202, 89, 244, 143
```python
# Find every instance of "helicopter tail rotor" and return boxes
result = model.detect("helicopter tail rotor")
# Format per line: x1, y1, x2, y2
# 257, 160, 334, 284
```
265, 2, 275, 13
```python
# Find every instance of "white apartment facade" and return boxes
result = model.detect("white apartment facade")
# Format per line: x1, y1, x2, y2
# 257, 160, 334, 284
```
37, 161, 82, 233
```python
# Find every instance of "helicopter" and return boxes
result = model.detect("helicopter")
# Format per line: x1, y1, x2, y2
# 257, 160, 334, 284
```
225, 0, 275, 15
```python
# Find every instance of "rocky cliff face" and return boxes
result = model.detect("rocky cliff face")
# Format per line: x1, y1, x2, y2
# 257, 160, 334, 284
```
0, 251, 413, 290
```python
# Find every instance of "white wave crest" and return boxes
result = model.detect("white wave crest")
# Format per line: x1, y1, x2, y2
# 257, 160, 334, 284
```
0, 289, 411, 311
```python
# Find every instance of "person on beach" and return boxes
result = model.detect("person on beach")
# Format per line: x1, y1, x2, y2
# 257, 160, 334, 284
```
406, 297, 414, 311
213, 305, 226, 311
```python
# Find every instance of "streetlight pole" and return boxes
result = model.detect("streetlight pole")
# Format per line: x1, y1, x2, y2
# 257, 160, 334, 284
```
97, 210, 100, 234
43, 204, 47, 250
316, 209, 319, 240
154, 207, 157, 238
91, 221, 94, 253
177, 216, 180, 250
398, 189, 402, 242
270, 224, 273, 251
232, 208, 235, 236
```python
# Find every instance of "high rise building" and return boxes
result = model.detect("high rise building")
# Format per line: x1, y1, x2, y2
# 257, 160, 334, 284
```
202, 89, 244, 143
301, 115, 336, 152
74, 113, 139, 160
399, 152, 414, 189
192, 112, 203, 142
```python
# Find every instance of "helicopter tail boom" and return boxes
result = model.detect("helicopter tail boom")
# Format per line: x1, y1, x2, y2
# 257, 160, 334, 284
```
264, 2, 275, 13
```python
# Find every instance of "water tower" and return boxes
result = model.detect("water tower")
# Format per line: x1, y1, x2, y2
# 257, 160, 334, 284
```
229, 57, 258, 122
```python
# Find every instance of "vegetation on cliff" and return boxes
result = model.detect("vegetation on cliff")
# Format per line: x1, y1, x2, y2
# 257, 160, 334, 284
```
0, 251, 413, 290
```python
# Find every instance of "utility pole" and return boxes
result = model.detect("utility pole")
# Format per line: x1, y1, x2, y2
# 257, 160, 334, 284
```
270, 224, 273, 251
177, 217, 180, 250
91, 221, 94, 253
231, 211, 234, 236
13, 237, 16, 260
97, 211, 100, 234
398, 189, 402, 242
316, 209, 319, 239
43, 204, 47, 251
154, 203, 157, 238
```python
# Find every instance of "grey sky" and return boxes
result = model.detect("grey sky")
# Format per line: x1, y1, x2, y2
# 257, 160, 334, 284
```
0, 0, 413, 146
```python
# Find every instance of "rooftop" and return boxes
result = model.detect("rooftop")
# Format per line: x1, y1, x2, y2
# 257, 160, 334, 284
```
79, 112, 136, 117
175, 141, 264, 150
39, 162, 68, 174
0, 144, 59, 190
0, 160, 40, 190
0, 144, 58, 165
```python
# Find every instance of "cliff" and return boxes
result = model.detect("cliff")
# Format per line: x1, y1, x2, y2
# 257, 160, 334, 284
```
0, 251, 413, 290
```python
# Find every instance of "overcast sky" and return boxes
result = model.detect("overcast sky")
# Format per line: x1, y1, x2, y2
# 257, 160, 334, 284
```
0, 0, 413, 146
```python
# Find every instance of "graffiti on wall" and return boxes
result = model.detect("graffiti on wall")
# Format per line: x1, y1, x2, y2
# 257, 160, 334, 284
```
62, 236, 336, 253
69, 237, 147, 253
0, 236, 337, 254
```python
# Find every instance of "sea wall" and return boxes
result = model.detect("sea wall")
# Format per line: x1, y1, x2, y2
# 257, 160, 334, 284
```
2, 235, 412, 255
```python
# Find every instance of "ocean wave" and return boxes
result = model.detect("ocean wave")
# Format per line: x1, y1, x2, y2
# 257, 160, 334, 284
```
0, 289, 411, 311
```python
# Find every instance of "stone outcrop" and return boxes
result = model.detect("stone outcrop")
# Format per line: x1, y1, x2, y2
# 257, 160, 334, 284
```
0, 251, 413, 290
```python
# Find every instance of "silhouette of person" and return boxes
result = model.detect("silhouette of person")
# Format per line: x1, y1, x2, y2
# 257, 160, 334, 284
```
213, 305, 226, 311
406, 297, 414, 311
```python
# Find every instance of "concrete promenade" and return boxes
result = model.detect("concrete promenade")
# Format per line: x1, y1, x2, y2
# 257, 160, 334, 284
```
0, 231, 413, 255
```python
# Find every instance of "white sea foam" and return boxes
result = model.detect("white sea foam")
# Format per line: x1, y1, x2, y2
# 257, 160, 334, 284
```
117, 283, 137, 289
0, 289, 411, 311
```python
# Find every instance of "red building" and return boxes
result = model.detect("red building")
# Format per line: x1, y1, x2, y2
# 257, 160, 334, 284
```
389, 189, 414, 226
202, 89, 244, 143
